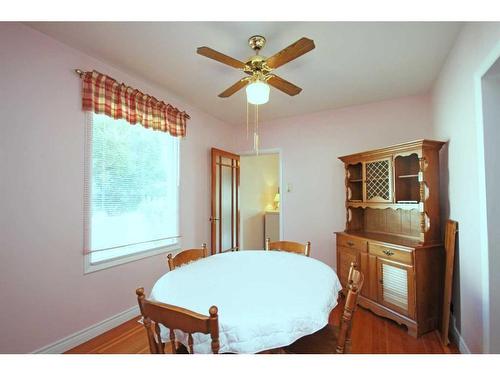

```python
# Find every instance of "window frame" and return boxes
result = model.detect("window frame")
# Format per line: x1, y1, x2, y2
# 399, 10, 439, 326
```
83, 112, 181, 274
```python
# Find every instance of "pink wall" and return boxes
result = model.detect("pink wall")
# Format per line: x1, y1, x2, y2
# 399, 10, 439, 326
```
0, 23, 237, 353
235, 95, 434, 268
432, 22, 500, 353
0, 22, 435, 354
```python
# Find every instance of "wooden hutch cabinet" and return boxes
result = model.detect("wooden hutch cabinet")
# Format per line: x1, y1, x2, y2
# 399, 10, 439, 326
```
336, 139, 445, 337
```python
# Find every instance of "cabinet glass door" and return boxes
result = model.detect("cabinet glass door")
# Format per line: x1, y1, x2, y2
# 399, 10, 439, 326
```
364, 158, 393, 202
211, 148, 239, 254
377, 258, 415, 318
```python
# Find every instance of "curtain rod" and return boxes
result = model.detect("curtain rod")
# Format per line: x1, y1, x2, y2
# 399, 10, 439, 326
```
73, 69, 191, 119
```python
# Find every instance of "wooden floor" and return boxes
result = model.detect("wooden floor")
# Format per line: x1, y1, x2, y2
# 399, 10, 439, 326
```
66, 300, 459, 354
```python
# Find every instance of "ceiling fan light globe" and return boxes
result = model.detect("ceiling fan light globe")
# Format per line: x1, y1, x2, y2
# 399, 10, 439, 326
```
246, 81, 270, 105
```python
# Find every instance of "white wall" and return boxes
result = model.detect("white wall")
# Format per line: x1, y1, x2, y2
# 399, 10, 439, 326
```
235, 95, 434, 268
0, 23, 237, 353
431, 22, 500, 353
240, 154, 280, 249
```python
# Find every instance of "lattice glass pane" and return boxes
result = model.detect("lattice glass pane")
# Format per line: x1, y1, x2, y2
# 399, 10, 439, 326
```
366, 160, 390, 200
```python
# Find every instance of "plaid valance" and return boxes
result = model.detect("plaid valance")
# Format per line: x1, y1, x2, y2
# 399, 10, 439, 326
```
81, 70, 189, 137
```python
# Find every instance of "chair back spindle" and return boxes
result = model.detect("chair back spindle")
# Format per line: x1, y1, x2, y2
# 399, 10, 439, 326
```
169, 328, 176, 353
188, 333, 194, 353
154, 322, 165, 354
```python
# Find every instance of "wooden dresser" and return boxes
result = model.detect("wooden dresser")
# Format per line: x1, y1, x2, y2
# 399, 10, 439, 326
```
336, 139, 445, 337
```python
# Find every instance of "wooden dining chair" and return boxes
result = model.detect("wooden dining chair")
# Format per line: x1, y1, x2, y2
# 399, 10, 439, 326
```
284, 262, 364, 354
167, 243, 208, 271
265, 238, 311, 257
135, 287, 220, 354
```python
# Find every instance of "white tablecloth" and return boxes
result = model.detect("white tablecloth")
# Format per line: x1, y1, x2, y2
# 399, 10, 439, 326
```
150, 250, 342, 353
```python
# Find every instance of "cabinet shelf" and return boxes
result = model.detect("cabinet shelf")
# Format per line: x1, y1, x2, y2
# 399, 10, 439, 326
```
394, 154, 420, 203
346, 163, 363, 201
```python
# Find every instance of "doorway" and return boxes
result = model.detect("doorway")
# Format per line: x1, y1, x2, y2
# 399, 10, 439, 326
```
480, 55, 500, 353
239, 151, 281, 250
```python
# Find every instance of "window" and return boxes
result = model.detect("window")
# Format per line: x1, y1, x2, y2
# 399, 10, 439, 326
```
84, 113, 180, 272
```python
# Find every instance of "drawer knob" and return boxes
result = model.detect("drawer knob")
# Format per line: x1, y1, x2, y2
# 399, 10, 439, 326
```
347, 241, 354, 247
382, 249, 394, 256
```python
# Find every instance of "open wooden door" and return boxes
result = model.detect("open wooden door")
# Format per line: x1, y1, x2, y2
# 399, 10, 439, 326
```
211, 148, 240, 254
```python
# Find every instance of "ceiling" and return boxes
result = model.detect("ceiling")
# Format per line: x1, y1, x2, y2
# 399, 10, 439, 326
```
26, 22, 462, 125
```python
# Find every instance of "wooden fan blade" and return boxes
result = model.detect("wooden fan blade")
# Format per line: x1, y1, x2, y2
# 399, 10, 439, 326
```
218, 78, 249, 98
267, 75, 302, 96
197, 46, 246, 69
265, 37, 315, 69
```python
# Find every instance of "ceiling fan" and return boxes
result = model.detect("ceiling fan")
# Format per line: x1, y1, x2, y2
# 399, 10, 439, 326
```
197, 35, 315, 104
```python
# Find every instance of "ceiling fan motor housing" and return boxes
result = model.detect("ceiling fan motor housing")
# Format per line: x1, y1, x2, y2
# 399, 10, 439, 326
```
244, 55, 272, 77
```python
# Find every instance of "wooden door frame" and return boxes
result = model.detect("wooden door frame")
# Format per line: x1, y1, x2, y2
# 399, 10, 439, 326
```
211, 148, 240, 255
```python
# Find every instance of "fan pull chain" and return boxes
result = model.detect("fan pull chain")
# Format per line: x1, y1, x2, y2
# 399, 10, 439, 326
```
253, 104, 259, 155
253, 104, 256, 152
256, 104, 259, 155
246, 100, 249, 140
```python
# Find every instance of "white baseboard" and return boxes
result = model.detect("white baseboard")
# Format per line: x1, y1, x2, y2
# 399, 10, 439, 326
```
32, 305, 140, 354
450, 314, 471, 354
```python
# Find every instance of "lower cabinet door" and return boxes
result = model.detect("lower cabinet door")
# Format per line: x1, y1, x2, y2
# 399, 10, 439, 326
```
367, 253, 379, 300
360, 252, 377, 300
377, 258, 416, 319
337, 246, 359, 288
359, 252, 369, 298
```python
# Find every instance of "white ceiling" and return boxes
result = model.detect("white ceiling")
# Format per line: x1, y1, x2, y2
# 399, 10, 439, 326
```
26, 22, 462, 125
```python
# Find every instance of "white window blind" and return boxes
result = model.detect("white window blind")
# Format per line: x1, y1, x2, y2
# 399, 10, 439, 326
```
85, 113, 180, 265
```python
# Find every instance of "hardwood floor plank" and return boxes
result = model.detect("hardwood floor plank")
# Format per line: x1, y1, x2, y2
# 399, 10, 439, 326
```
65, 318, 147, 354
65, 301, 459, 354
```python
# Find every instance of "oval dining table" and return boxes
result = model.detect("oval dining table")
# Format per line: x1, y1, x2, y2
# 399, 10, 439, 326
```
149, 250, 342, 354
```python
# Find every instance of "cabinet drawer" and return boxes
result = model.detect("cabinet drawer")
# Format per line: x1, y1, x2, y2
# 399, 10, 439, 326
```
369, 243, 413, 265
337, 234, 367, 252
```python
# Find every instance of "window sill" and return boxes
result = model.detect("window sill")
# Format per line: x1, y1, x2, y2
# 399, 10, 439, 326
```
84, 243, 181, 274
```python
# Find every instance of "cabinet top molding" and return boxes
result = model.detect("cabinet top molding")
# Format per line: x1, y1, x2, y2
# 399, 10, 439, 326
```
338, 139, 446, 164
